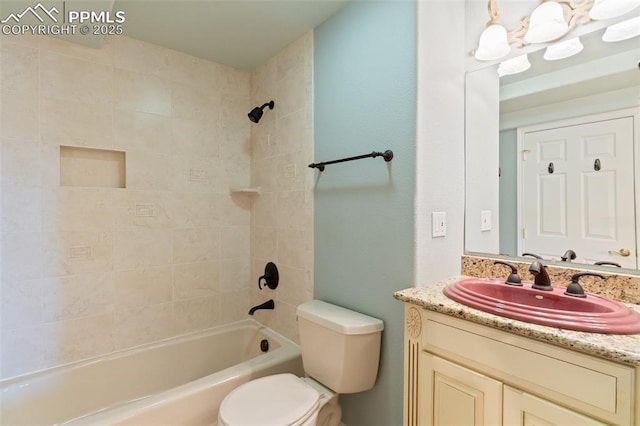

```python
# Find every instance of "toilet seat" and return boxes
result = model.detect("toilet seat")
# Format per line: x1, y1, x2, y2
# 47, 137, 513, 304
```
219, 373, 320, 426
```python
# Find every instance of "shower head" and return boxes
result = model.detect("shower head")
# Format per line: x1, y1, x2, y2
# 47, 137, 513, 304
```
248, 100, 275, 123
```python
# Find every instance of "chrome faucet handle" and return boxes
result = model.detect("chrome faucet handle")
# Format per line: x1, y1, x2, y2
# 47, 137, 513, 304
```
493, 260, 522, 286
565, 272, 605, 298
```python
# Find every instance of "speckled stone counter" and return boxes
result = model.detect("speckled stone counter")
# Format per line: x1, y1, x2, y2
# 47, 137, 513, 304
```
394, 276, 640, 366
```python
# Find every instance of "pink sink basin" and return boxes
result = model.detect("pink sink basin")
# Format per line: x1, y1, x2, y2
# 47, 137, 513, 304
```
443, 278, 640, 334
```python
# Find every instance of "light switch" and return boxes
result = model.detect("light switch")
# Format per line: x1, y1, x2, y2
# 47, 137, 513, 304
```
432, 212, 446, 237
481, 210, 492, 232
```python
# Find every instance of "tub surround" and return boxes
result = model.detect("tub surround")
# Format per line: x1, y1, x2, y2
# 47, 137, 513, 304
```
462, 255, 640, 304
395, 277, 640, 365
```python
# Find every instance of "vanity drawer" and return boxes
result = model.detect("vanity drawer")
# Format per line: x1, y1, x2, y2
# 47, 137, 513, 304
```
422, 311, 634, 425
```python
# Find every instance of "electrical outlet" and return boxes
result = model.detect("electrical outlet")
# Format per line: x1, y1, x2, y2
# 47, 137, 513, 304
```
432, 212, 446, 237
481, 210, 492, 232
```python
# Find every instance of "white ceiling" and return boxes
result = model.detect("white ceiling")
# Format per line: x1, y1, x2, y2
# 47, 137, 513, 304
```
113, 0, 350, 70
0, 0, 350, 71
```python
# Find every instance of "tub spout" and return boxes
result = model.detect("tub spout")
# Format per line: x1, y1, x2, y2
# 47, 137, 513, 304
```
248, 299, 275, 315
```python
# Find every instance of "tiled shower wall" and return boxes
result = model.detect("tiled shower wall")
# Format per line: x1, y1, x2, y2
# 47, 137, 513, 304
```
0, 34, 253, 378
249, 31, 314, 342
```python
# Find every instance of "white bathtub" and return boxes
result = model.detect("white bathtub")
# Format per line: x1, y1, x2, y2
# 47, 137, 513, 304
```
0, 319, 303, 425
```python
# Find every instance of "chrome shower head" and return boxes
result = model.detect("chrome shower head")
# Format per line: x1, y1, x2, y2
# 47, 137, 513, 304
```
248, 100, 274, 123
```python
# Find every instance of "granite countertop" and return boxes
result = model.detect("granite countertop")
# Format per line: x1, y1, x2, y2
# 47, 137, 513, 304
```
394, 276, 640, 366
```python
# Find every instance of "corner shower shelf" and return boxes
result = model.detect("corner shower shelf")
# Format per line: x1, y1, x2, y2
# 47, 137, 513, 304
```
229, 186, 261, 195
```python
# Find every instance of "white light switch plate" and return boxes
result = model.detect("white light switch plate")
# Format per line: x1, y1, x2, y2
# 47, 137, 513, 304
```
481, 210, 492, 232
432, 212, 446, 237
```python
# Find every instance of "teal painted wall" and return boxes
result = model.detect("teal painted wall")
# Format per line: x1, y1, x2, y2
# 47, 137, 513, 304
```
313, 1, 416, 424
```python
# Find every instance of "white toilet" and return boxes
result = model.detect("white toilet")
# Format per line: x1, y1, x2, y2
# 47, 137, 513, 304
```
218, 300, 384, 426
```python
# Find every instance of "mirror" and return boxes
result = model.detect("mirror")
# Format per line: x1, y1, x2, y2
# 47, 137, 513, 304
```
465, 23, 640, 273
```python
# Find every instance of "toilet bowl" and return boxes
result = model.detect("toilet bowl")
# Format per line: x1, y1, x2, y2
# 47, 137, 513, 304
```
217, 300, 383, 426
218, 374, 340, 426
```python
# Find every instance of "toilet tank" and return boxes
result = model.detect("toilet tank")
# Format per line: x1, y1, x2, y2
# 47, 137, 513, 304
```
296, 300, 384, 394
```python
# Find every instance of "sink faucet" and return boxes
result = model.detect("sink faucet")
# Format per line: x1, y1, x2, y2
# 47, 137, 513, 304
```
248, 299, 275, 315
561, 249, 576, 262
528, 261, 553, 291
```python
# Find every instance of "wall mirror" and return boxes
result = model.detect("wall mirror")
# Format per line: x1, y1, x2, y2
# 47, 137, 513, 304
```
464, 19, 640, 274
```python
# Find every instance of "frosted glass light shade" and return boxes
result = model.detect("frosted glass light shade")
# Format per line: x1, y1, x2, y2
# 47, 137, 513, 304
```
590, 0, 640, 20
475, 24, 511, 61
602, 16, 640, 41
498, 54, 531, 77
544, 37, 584, 60
525, 2, 569, 43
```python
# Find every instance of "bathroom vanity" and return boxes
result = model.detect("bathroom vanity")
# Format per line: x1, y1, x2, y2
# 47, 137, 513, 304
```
395, 276, 640, 426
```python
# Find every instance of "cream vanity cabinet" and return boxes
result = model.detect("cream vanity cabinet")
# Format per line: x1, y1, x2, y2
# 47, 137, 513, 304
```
403, 305, 638, 426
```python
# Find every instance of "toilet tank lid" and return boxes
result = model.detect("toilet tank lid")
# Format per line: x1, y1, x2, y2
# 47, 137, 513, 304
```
296, 300, 384, 335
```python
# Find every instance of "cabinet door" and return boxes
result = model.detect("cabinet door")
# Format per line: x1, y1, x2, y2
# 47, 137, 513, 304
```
421, 353, 502, 426
503, 386, 607, 426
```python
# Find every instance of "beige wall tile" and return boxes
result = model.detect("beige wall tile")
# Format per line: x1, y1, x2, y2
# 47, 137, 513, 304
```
0, 41, 38, 94
114, 109, 172, 152
1, 231, 42, 281
115, 302, 174, 349
42, 187, 114, 232
171, 193, 219, 229
173, 295, 222, 334
252, 226, 277, 261
40, 34, 114, 66
221, 289, 250, 323
222, 225, 250, 259
173, 227, 220, 264
276, 63, 307, 119
277, 191, 306, 231
1, 89, 39, 140
165, 49, 220, 93
252, 192, 277, 227
170, 154, 221, 194
41, 97, 114, 148
171, 118, 220, 158
126, 151, 172, 191
114, 68, 171, 116
40, 51, 112, 107
42, 272, 115, 322
0, 325, 45, 378
174, 261, 220, 300
171, 81, 220, 124
221, 256, 251, 292
115, 266, 173, 310
277, 109, 310, 156
42, 230, 114, 277
1, 184, 41, 232
114, 228, 172, 270
1, 278, 43, 329
113, 36, 168, 78
1, 137, 40, 186
42, 314, 115, 367
113, 190, 173, 230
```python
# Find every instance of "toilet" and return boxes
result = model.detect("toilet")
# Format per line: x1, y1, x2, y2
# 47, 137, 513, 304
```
218, 300, 384, 426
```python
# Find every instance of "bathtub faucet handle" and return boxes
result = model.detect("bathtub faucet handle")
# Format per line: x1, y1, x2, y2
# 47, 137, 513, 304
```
258, 262, 279, 290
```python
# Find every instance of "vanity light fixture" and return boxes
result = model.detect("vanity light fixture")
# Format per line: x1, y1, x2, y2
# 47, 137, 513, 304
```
473, 0, 638, 63
543, 37, 584, 60
474, 0, 511, 61
498, 54, 531, 76
602, 16, 640, 42
525, 1, 569, 43
590, 0, 640, 20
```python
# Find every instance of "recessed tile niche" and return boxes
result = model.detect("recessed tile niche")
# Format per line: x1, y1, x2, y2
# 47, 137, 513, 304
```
60, 146, 126, 188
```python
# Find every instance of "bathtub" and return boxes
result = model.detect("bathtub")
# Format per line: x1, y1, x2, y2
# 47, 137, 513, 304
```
0, 319, 303, 425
